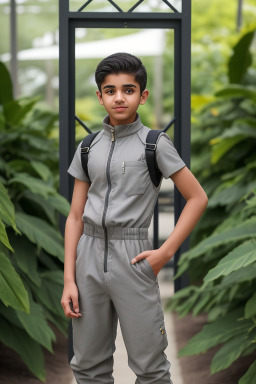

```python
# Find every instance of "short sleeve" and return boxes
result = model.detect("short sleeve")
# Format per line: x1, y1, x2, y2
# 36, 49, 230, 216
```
67, 141, 91, 182
156, 133, 186, 179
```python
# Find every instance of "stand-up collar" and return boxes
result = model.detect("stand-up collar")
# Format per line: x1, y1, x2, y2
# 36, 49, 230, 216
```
102, 113, 143, 139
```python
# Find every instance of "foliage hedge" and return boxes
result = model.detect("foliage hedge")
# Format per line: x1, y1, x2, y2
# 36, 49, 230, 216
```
0, 62, 70, 381
167, 27, 256, 383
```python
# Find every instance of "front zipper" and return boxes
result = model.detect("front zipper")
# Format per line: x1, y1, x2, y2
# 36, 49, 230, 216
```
102, 127, 116, 272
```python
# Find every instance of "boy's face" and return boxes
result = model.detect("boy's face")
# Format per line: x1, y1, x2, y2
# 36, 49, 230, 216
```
96, 73, 149, 126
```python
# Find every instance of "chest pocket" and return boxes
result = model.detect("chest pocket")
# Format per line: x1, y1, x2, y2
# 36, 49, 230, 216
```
122, 160, 150, 197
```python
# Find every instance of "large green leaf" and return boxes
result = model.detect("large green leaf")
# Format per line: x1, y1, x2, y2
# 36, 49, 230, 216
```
0, 252, 29, 312
34, 271, 65, 318
211, 135, 246, 164
207, 181, 256, 208
228, 29, 254, 84
211, 332, 252, 373
175, 218, 256, 278
8, 173, 56, 199
15, 212, 64, 261
16, 294, 56, 352
21, 190, 57, 226
0, 181, 20, 233
215, 85, 256, 101
10, 234, 41, 287
21, 133, 56, 152
0, 315, 46, 382
220, 263, 256, 287
0, 219, 14, 252
43, 307, 68, 336
31, 160, 52, 181
22, 190, 70, 225
204, 240, 256, 283
0, 62, 13, 104
0, 106, 5, 131
3, 97, 40, 125
47, 193, 70, 217
245, 292, 256, 319
239, 360, 256, 384
177, 308, 252, 357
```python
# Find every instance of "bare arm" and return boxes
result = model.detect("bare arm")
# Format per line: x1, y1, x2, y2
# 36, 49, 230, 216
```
158, 166, 208, 261
61, 178, 90, 318
131, 166, 208, 275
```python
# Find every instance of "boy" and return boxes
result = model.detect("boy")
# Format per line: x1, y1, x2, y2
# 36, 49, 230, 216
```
61, 52, 208, 384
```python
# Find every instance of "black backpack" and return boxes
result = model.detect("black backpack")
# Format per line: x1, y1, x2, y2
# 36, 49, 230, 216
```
80, 121, 175, 188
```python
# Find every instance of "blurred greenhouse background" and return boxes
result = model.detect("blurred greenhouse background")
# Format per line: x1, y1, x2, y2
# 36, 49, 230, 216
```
0, 0, 256, 382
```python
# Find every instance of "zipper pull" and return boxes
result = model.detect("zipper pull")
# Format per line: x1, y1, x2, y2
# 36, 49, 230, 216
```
122, 161, 125, 174
111, 127, 115, 142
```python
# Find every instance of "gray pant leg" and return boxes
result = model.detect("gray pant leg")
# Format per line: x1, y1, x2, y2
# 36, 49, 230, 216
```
108, 238, 173, 384
70, 234, 118, 384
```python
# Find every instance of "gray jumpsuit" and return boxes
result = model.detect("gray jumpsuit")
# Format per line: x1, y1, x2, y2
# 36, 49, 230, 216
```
67, 114, 186, 384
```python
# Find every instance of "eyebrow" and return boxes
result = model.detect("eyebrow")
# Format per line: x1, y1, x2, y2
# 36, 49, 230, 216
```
102, 84, 137, 89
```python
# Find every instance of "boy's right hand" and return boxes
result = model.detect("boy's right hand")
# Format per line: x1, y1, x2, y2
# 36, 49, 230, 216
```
61, 281, 82, 318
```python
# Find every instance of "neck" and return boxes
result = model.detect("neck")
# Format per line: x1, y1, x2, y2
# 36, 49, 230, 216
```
109, 113, 137, 127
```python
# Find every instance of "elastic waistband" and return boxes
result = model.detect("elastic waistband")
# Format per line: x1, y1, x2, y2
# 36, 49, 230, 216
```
83, 222, 148, 240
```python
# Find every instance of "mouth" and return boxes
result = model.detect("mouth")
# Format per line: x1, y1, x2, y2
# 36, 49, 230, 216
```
114, 106, 127, 111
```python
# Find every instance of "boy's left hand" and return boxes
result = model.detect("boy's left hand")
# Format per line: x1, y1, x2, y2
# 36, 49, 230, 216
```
131, 250, 169, 278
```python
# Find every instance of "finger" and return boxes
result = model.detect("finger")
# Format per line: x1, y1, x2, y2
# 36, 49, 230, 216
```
65, 303, 82, 318
67, 310, 82, 319
61, 300, 71, 315
71, 296, 80, 314
62, 300, 81, 318
131, 251, 150, 264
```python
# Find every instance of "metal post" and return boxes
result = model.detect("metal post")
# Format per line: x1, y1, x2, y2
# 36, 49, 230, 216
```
173, 0, 191, 292
59, 0, 76, 235
10, 0, 18, 98
237, 0, 243, 32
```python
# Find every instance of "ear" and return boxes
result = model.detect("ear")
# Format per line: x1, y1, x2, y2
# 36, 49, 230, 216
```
140, 89, 149, 105
96, 90, 104, 105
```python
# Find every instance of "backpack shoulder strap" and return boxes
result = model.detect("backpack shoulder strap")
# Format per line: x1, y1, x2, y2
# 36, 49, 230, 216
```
80, 131, 101, 181
145, 129, 164, 188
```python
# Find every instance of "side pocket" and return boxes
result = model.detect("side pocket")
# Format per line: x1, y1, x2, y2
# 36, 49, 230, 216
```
140, 258, 157, 281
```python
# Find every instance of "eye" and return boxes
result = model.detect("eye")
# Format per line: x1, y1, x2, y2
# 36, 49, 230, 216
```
106, 89, 114, 94
126, 88, 134, 94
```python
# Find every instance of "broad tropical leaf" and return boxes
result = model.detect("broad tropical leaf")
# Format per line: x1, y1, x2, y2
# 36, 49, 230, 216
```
16, 294, 56, 352
15, 212, 64, 261
0, 252, 29, 312
238, 360, 256, 384
0, 62, 13, 103
244, 292, 256, 319
34, 272, 65, 318
10, 234, 41, 287
0, 181, 20, 233
0, 219, 14, 252
0, 315, 46, 381
177, 308, 252, 357
204, 240, 256, 283
228, 29, 254, 84
8, 173, 56, 199
31, 160, 52, 181
175, 218, 256, 278
211, 332, 253, 373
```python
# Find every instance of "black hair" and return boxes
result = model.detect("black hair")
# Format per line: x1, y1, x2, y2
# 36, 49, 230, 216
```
95, 52, 147, 95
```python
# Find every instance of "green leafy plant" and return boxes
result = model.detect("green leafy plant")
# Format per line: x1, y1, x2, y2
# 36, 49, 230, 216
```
0, 62, 70, 381
167, 27, 256, 382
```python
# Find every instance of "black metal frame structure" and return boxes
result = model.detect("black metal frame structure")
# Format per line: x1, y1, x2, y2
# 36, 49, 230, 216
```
59, 0, 191, 293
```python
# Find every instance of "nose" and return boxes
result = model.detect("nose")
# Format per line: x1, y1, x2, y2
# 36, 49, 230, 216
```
114, 90, 124, 103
